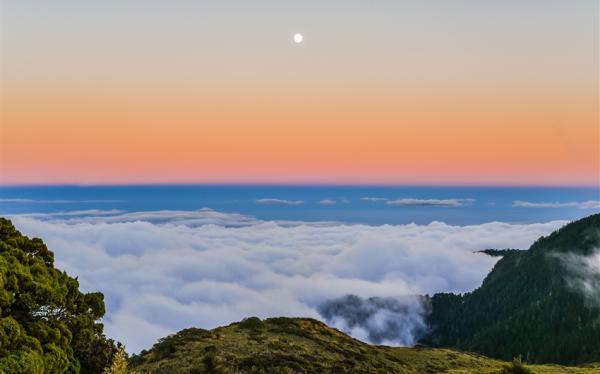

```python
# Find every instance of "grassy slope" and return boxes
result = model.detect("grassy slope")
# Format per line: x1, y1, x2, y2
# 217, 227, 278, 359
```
130, 317, 600, 373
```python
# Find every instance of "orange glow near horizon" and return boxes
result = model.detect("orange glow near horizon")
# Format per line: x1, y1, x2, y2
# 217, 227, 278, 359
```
1, 1, 598, 186
3, 85, 597, 186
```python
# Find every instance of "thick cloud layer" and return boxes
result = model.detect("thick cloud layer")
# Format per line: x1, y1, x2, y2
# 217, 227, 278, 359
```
8, 210, 565, 352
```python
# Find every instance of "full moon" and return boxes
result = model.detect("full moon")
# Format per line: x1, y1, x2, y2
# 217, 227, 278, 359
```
293, 33, 303, 43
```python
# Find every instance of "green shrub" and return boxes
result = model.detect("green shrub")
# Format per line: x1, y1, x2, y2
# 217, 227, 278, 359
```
0, 218, 115, 373
238, 317, 265, 330
498, 357, 533, 374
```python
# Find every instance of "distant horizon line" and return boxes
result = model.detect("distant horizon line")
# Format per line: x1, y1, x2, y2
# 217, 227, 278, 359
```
1, 182, 599, 189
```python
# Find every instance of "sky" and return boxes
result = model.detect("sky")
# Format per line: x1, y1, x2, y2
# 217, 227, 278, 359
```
1, 0, 598, 186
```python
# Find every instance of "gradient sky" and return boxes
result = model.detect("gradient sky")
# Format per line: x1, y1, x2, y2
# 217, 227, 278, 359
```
1, 0, 598, 186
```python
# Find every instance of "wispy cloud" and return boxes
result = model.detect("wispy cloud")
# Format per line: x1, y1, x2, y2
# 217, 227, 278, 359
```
9, 211, 564, 352
513, 200, 600, 209
319, 295, 428, 346
318, 199, 337, 205
556, 246, 600, 307
16, 209, 124, 217
255, 198, 304, 205
0, 198, 77, 203
56, 208, 259, 227
0, 198, 121, 204
361, 197, 473, 207
9, 209, 340, 228
386, 198, 473, 207
360, 197, 389, 202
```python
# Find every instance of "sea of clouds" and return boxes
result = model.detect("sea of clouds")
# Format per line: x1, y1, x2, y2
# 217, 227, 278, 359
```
8, 209, 567, 353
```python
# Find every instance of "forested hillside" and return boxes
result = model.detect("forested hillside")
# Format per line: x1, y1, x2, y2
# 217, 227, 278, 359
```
423, 214, 600, 364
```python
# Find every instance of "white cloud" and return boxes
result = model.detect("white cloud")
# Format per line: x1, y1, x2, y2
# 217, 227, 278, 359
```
513, 200, 600, 209
360, 197, 389, 202
319, 295, 428, 346
319, 199, 337, 205
556, 246, 600, 307
255, 198, 304, 205
8, 211, 565, 352
386, 198, 473, 207
36, 208, 261, 227
17, 209, 124, 217
0, 198, 121, 204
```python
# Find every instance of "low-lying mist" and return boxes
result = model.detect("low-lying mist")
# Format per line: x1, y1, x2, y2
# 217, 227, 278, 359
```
318, 294, 429, 346
8, 209, 565, 352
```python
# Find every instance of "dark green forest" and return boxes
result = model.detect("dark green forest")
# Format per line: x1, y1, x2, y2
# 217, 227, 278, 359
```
422, 213, 600, 364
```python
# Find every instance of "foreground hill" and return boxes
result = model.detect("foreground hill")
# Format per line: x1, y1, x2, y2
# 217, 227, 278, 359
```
423, 213, 600, 364
129, 317, 599, 373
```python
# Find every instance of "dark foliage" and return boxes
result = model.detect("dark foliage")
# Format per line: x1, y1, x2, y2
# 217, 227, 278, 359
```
422, 214, 600, 365
238, 317, 265, 330
0, 218, 116, 373
477, 249, 523, 257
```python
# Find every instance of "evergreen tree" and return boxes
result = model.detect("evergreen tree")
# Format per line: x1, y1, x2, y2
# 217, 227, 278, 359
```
422, 214, 600, 364
0, 218, 116, 373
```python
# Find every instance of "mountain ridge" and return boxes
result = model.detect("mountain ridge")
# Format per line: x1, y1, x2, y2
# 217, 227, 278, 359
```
422, 214, 600, 364
129, 316, 600, 373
